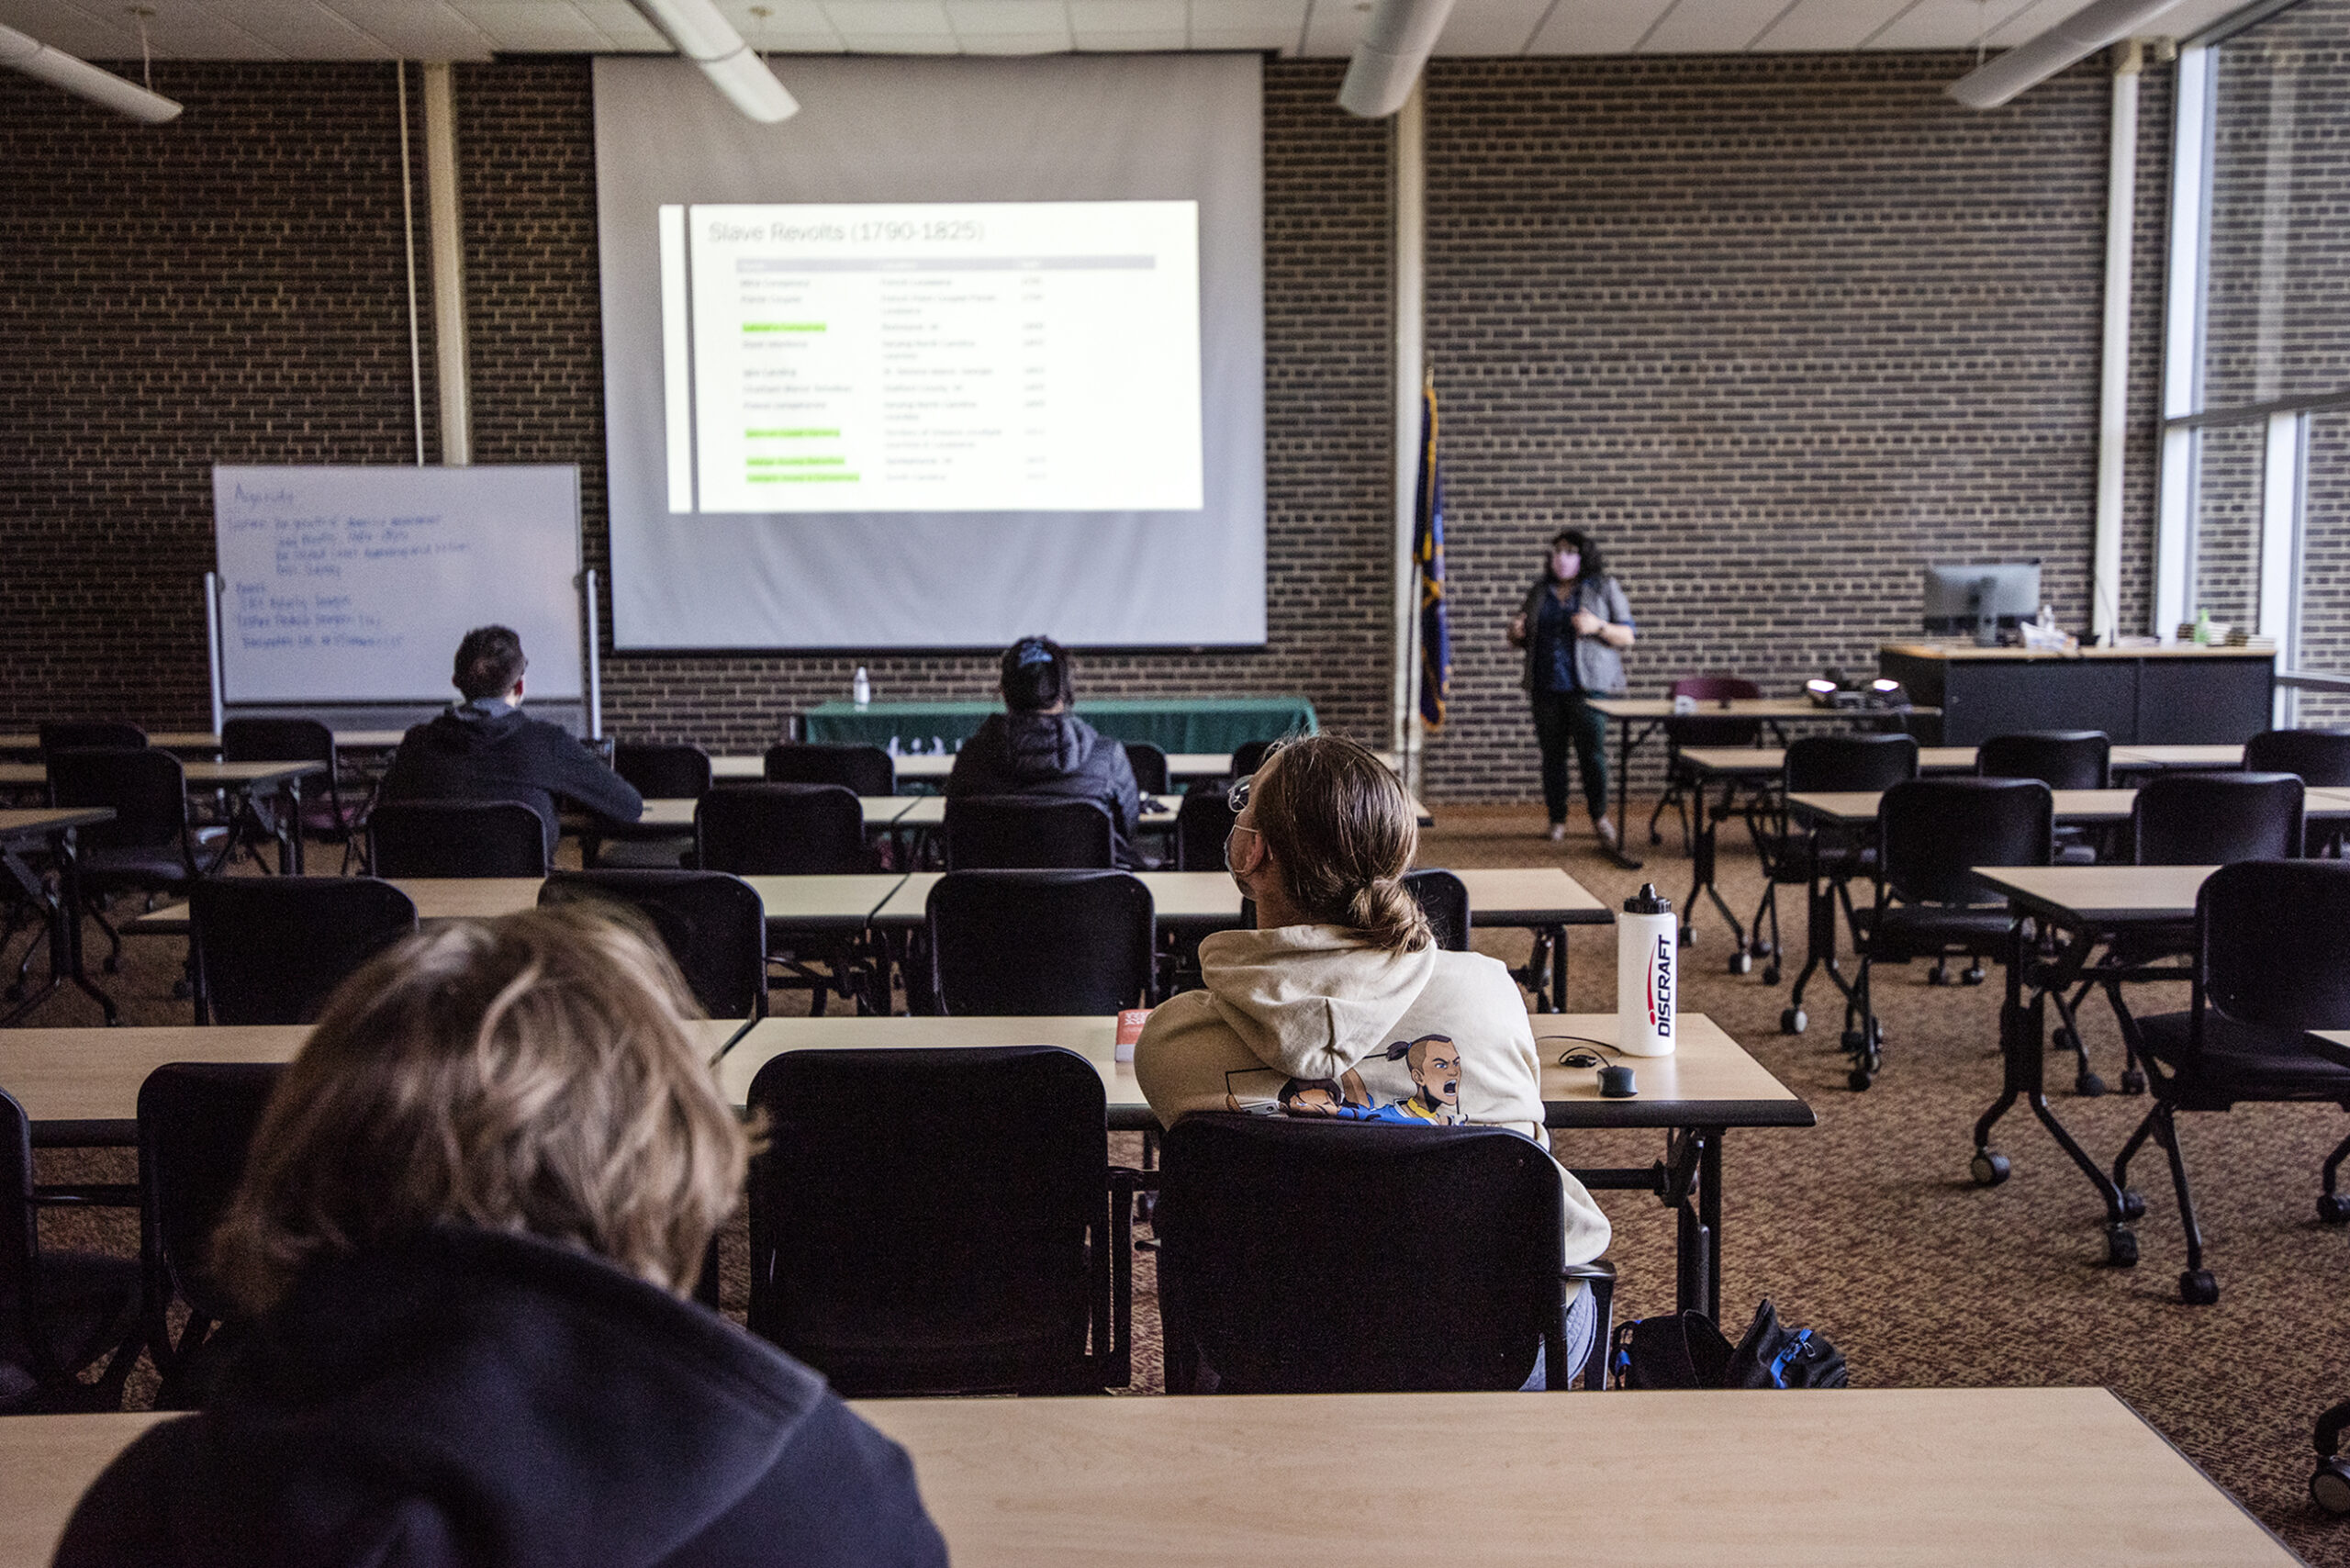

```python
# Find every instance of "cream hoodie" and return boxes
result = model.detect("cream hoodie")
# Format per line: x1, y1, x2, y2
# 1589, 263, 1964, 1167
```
1136, 924, 1611, 1265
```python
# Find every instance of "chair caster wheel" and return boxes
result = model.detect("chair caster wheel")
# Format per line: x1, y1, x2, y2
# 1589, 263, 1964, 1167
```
171, 979, 193, 1001
2122, 1070, 2147, 1095
2076, 1071, 2107, 1098
1927, 965, 1951, 987
2311, 1458, 2350, 1517
1841, 1027, 1864, 1054
1677, 927, 1694, 949
2318, 1193, 2350, 1225
1729, 952, 1751, 976
1762, 965, 1781, 986
1848, 1068, 1874, 1091
2119, 1189, 2146, 1220
2052, 1025, 2079, 1056
1962, 965, 1986, 986
102, 957, 120, 975
1971, 1152, 2010, 1187
2, 982, 21, 1003
1649, 828, 1663, 846
2178, 1270, 2218, 1305
1780, 1007, 1807, 1035
1750, 938, 1775, 958
2105, 1226, 2139, 1267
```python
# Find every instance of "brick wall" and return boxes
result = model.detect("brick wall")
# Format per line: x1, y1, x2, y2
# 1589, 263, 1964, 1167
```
1416, 52, 2173, 801
0, 50, 2185, 798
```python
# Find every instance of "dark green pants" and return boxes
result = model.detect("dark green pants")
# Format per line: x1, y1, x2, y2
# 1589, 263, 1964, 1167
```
1530, 689, 1610, 824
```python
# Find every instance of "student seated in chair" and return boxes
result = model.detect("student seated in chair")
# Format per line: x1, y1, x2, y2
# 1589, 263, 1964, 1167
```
945, 633, 1145, 868
56, 907, 946, 1568
379, 623, 643, 858
1135, 734, 1611, 1363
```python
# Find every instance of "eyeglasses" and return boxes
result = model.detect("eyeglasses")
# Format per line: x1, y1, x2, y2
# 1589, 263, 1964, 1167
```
1226, 774, 1254, 813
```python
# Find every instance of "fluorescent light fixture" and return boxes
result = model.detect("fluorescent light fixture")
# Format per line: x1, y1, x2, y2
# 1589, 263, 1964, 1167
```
1337, 0, 1458, 118
626, 0, 798, 123
1947, 0, 2186, 108
0, 22, 181, 123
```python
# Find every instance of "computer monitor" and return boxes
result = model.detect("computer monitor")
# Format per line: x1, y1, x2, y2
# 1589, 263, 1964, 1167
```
1922, 563, 2041, 644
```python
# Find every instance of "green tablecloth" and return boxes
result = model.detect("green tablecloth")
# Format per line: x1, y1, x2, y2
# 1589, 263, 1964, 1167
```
801, 697, 1318, 755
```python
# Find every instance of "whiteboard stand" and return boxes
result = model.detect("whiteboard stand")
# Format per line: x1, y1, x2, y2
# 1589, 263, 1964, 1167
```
203, 572, 225, 739
584, 568, 603, 742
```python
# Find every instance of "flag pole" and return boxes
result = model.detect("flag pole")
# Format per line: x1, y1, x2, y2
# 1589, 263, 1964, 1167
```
1389, 81, 1426, 776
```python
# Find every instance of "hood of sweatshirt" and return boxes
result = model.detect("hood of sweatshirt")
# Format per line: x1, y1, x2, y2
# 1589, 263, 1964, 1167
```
1001, 710, 1102, 784
1195, 924, 1439, 1080
415, 700, 532, 754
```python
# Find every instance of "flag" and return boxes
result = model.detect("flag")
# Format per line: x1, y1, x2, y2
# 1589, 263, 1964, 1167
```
1414, 370, 1451, 731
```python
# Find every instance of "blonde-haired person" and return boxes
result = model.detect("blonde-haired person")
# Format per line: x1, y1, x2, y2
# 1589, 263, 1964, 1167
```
1134, 736, 1610, 1375
57, 907, 946, 1568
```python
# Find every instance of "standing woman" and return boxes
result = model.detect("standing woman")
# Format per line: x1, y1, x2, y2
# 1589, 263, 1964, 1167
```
1507, 529, 1637, 851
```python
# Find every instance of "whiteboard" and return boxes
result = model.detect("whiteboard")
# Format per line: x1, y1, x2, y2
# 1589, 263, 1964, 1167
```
214, 466, 585, 704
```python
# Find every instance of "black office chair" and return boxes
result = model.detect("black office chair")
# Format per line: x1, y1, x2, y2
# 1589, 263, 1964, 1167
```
1156, 1114, 1613, 1392
944, 796, 1113, 869
1174, 778, 1239, 872
48, 746, 211, 981
2110, 860, 2350, 1305
366, 800, 549, 879
744, 1046, 1139, 1395
1124, 742, 1169, 797
191, 877, 418, 1025
540, 869, 767, 1021
2053, 772, 2310, 1098
222, 717, 357, 867
1649, 676, 1764, 853
927, 869, 1154, 1015
1844, 778, 2053, 1090
1749, 733, 1918, 1017
593, 743, 714, 869
138, 1061, 284, 1408
1230, 739, 1279, 778
1981, 730, 2109, 867
764, 743, 894, 798
2245, 729, 2350, 856
695, 786, 874, 1014
0, 1086, 141, 1412
39, 722, 147, 756
1404, 868, 1471, 952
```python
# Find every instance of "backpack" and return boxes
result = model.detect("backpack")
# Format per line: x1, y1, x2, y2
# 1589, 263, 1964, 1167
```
1611, 1298, 1848, 1390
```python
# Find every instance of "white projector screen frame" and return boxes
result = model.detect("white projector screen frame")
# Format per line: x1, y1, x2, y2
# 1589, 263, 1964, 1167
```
593, 54, 1266, 652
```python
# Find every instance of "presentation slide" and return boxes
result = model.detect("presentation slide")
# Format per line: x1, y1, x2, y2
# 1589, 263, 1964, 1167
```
669, 201, 1203, 516
592, 54, 1265, 652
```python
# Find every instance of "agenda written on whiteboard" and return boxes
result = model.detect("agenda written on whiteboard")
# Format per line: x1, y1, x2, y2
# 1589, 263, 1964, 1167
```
224, 487, 464, 654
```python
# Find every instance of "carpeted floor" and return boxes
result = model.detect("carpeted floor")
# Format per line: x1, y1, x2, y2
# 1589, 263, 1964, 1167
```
22, 804, 2350, 1563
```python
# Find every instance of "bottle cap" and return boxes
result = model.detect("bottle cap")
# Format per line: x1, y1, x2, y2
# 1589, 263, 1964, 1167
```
1623, 882, 1672, 915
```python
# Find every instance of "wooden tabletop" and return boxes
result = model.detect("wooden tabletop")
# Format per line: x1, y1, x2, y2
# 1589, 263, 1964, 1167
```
713, 1011, 1798, 1131
4, 1386, 2280, 1568
737, 873, 912, 932
0, 759, 325, 790
710, 752, 1255, 785
884, 793, 1427, 831
1973, 865, 2216, 925
1678, 745, 1977, 777
628, 796, 916, 830
0, 807, 113, 841
1883, 641, 2274, 662
2109, 744, 2246, 769
0, 731, 404, 755
134, 874, 912, 937
1787, 788, 2141, 826
871, 868, 1608, 932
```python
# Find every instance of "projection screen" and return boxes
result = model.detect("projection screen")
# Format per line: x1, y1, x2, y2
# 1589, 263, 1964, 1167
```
593, 54, 1266, 650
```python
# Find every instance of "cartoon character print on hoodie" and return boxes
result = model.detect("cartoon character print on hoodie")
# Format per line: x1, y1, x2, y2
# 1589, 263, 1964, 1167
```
1136, 924, 1611, 1264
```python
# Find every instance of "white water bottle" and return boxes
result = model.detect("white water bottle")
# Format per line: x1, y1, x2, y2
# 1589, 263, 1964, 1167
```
1617, 883, 1678, 1058
851, 666, 871, 708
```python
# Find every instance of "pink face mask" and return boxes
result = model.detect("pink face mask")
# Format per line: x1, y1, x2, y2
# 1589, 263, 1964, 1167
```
1552, 550, 1581, 580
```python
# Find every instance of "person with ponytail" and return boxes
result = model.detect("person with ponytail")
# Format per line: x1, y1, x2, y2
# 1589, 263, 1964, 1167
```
1135, 735, 1610, 1275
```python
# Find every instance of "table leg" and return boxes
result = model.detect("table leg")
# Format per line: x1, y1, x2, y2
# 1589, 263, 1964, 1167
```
1698, 1127, 1723, 1322
0, 827, 117, 1026
283, 778, 305, 875
1680, 778, 1751, 958
1549, 923, 1566, 1014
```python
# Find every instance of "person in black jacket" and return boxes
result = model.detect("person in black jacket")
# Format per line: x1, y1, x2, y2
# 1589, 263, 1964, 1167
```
56, 907, 948, 1568
378, 624, 643, 857
946, 634, 1145, 868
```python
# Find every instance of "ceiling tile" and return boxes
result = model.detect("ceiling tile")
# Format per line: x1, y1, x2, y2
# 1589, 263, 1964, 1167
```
759, 33, 847, 47
183, 0, 383, 55
1296, 0, 1365, 56
1072, 24, 1184, 43
1432, 0, 1553, 54
1863, 0, 2038, 50
322, 0, 493, 56
945, 0, 1066, 31
1638, 0, 1798, 51
0, 0, 152, 54
456, 2, 610, 49
824, 0, 951, 30
1188, 23, 1291, 46
573, 0, 668, 45
1525, 0, 1671, 52
1188, 0, 1300, 25
715, 0, 835, 33
1751, 0, 1916, 50
109, 0, 277, 57
958, 28, 1070, 47
1070, 0, 1183, 27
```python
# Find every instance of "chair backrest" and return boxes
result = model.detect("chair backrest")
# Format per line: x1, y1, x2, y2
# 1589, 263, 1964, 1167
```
2244, 728, 2350, 789
1404, 868, 1471, 952
1123, 742, 1169, 796
763, 743, 894, 797
540, 869, 768, 1019
192, 878, 419, 1025
46, 747, 189, 852
745, 1046, 1113, 1394
1230, 740, 1278, 778
944, 796, 1114, 870
2131, 772, 2304, 867
1175, 778, 1239, 871
927, 869, 1154, 1014
2198, 860, 2350, 1034
613, 743, 712, 801
1879, 778, 2052, 905
39, 722, 146, 756
220, 717, 333, 767
1978, 730, 2109, 790
0, 1087, 32, 1346
1156, 1114, 1564, 1394
366, 799, 549, 878
138, 1062, 285, 1327
1662, 677, 1764, 747
695, 783, 869, 876
1785, 733, 1919, 793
